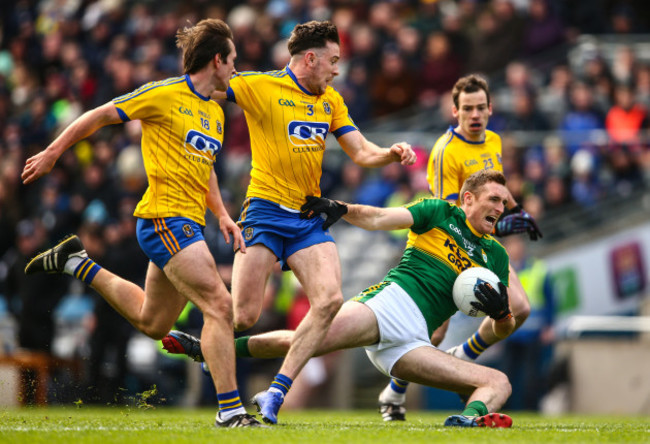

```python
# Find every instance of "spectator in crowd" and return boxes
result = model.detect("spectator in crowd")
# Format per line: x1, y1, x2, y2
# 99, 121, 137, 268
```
370, 48, 417, 118
339, 60, 371, 124
605, 83, 649, 145
634, 64, 650, 109
538, 64, 573, 127
419, 32, 463, 105
544, 174, 571, 210
543, 136, 571, 181
569, 149, 602, 208
613, 44, 639, 82
493, 61, 537, 116
83, 207, 144, 404
2, 219, 69, 403
503, 89, 550, 132
468, 0, 524, 75
560, 81, 605, 156
520, 0, 566, 56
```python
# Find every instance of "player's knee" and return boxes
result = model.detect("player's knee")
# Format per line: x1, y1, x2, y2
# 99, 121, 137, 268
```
315, 292, 343, 320
201, 296, 234, 324
140, 322, 172, 340
491, 369, 512, 398
233, 310, 258, 331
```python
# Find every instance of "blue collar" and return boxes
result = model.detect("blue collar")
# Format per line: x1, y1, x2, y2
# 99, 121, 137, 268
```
185, 74, 211, 101
450, 125, 485, 145
286, 65, 317, 96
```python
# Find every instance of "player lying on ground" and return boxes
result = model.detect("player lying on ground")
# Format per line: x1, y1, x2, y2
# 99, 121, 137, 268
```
164, 169, 516, 428
376, 73, 544, 422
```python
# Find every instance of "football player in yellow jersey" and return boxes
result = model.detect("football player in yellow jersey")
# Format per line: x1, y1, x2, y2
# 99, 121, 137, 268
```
21, 19, 262, 427
189, 21, 415, 425
377, 74, 543, 421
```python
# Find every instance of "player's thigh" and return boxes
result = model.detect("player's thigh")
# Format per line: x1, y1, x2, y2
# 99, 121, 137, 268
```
392, 345, 501, 393
287, 241, 342, 302
163, 240, 228, 315
141, 261, 187, 334
316, 301, 379, 355
508, 264, 531, 319
231, 245, 277, 310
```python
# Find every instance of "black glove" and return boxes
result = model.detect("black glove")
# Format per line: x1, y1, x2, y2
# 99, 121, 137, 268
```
471, 282, 512, 321
300, 195, 348, 230
494, 206, 543, 241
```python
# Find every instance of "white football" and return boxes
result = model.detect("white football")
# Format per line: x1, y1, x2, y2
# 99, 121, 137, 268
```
452, 267, 500, 317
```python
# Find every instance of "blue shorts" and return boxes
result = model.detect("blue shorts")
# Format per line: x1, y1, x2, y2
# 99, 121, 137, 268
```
237, 197, 334, 270
136, 217, 205, 270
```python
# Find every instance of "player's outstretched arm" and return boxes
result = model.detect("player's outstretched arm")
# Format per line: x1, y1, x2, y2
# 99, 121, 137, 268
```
21, 102, 122, 185
301, 197, 414, 231
344, 203, 414, 232
337, 131, 416, 167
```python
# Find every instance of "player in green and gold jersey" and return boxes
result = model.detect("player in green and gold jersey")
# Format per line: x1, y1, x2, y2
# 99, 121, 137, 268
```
162, 169, 516, 428
377, 74, 543, 421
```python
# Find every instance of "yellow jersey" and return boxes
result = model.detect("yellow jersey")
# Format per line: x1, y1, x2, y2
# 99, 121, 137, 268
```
113, 75, 226, 225
226, 67, 358, 210
426, 126, 503, 204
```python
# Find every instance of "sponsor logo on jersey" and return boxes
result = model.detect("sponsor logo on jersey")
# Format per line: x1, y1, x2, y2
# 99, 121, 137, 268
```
182, 224, 194, 237
184, 129, 222, 162
464, 159, 479, 166
287, 121, 329, 148
448, 224, 477, 257
279, 99, 296, 107
179, 106, 193, 116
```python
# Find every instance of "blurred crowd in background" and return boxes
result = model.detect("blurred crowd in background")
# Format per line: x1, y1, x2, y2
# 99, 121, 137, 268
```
0, 0, 649, 409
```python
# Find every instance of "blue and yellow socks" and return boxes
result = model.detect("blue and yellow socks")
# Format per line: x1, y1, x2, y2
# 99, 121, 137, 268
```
269, 373, 293, 397
217, 389, 246, 421
64, 256, 102, 285
379, 378, 409, 404
461, 332, 489, 360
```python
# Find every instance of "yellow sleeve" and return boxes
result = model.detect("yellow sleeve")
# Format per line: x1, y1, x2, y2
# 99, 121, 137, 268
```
329, 89, 357, 135
113, 81, 165, 123
426, 132, 461, 201
227, 74, 264, 121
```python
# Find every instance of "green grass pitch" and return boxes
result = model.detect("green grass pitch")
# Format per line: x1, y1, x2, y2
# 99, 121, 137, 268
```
1, 407, 648, 443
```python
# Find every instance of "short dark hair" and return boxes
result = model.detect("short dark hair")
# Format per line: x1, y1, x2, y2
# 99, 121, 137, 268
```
459, 169, 506, 203
176, 19, 233, 74
452, 74, 491, 109
287, 21, 340, 56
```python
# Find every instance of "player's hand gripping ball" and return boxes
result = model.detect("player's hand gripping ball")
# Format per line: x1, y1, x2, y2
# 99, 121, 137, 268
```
452, 267, 502, 317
